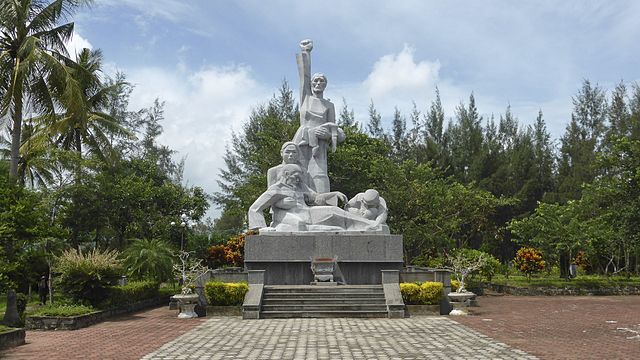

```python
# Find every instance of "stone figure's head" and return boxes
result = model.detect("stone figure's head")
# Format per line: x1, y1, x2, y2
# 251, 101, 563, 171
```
311, 73, 327, 95
362, 189, 380, 207
280, 142, 300, 164
280, 164, 303, 187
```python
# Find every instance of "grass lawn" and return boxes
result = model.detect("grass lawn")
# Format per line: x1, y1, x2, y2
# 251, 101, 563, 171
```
0, 324, 15, 333
490, 274, 640, 288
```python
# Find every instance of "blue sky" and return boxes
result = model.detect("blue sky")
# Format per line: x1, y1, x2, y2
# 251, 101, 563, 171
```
68, 0, 640, 219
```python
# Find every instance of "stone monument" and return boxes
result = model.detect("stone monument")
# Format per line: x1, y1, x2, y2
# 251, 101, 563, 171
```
244, 40, 403, 285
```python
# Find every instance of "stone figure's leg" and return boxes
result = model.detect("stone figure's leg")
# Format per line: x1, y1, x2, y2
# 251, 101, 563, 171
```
274, 212, 308, 231
311, 175, 330, 193
309, 129, 320, 157
309, 207, 375, 231
306, 143, 330, 193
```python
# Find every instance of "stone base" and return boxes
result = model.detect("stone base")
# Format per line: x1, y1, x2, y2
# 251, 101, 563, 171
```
310, 281, 337, 286
245, 233, 403, 285
178, 303, 198, 319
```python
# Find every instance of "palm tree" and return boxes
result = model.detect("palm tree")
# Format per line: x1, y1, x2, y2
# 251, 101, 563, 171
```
0, 0, 87, 179
123, 238, 175, 283
1, 117, 57, 186
45, 47, 130, 160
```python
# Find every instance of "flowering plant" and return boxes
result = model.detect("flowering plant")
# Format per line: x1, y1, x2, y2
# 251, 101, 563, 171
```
512, 247, 545, 281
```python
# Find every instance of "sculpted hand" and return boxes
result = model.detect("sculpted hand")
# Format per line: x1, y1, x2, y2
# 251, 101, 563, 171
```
300, 39, 313, 52
275, 197, 296, 210
314, 127, 330, 139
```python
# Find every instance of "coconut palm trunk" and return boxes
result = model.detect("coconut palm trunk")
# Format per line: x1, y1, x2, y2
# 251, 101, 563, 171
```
9, 78, 24, 178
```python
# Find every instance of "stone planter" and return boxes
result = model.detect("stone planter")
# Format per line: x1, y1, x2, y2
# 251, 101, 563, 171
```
174, 294, 200, 318
447, 291, 476, 316
0, 328, 25, 350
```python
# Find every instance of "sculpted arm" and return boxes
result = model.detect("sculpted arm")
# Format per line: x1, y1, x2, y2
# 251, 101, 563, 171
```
297, 39, 313, 105
375, 197, 388, 225
248, 190, 285, 230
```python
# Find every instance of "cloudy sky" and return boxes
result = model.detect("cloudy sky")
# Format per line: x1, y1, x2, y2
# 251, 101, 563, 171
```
69, 0, 640, 219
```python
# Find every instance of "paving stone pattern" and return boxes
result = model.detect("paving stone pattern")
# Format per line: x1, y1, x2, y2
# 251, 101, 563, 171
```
143, 316, 536, 360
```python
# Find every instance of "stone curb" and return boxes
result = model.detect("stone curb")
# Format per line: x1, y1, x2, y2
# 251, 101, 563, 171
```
0, 328, 25, 350
487, 283, 640, 296
206, 305, 242, 316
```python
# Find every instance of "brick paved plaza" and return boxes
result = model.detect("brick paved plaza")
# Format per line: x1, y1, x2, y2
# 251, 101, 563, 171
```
2, 295, 639, 359
455, 294, 640, 359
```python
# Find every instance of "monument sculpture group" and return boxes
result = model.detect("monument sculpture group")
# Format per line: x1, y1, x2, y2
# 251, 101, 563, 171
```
244, 40, 403, 286
248, 39, 388, 234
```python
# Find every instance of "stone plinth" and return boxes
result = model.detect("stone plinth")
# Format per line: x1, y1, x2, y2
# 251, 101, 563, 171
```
244, 233, 403, 285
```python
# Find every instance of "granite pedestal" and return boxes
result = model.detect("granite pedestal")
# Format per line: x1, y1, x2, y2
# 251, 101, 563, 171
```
244, 233, 403, 285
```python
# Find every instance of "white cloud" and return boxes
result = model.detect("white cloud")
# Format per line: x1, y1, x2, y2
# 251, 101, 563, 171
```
332, 46, 571, 138
65, 32, 92, 57
126, 63, 270, 218
363, 45, 440, 99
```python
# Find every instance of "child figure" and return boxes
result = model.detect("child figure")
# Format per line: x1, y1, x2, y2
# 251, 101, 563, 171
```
306, 122, 339, 158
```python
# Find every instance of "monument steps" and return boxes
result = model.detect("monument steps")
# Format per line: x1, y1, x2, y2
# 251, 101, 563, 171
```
262, 304, 387, 312
260, 285, 388, 318
260, 310, 389, 319
263, 298, 386, 304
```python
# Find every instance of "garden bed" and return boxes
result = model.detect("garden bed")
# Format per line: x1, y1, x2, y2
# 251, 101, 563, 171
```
0, 327, 25, 349
25, 296, 170, 330
486, 283, 640, 296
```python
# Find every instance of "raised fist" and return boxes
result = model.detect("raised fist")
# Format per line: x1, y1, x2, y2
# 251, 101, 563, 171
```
299, 39, 313, 52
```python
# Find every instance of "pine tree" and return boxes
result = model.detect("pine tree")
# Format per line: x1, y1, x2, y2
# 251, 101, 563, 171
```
391, 106, 407, 159
605, 81, 631, 149
338, 97, 358, 130
425, 87, 445, 145
366, 100, 385, 139
531, 110, 555, 202
556, 80, 608, 201
630, 84, 640, 140
446, 93, 484, 183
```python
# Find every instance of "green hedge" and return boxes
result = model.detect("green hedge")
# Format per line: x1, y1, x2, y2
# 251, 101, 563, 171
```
102, 280, 160, 308
29, 304, 96, 317
400, 282, 443, 305
204, 282, 248, 306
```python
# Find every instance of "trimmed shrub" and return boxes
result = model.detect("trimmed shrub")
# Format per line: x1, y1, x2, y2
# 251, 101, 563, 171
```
451, 279, 460, 292
29, 304, 96, 317
419, 282, 443, 305
104, 280, 160, 308
204, 282, 248, 306
513, 247, 545, 280
56, 248, 123, 307
400, 283, 421, 304
400, 282, 443, 305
